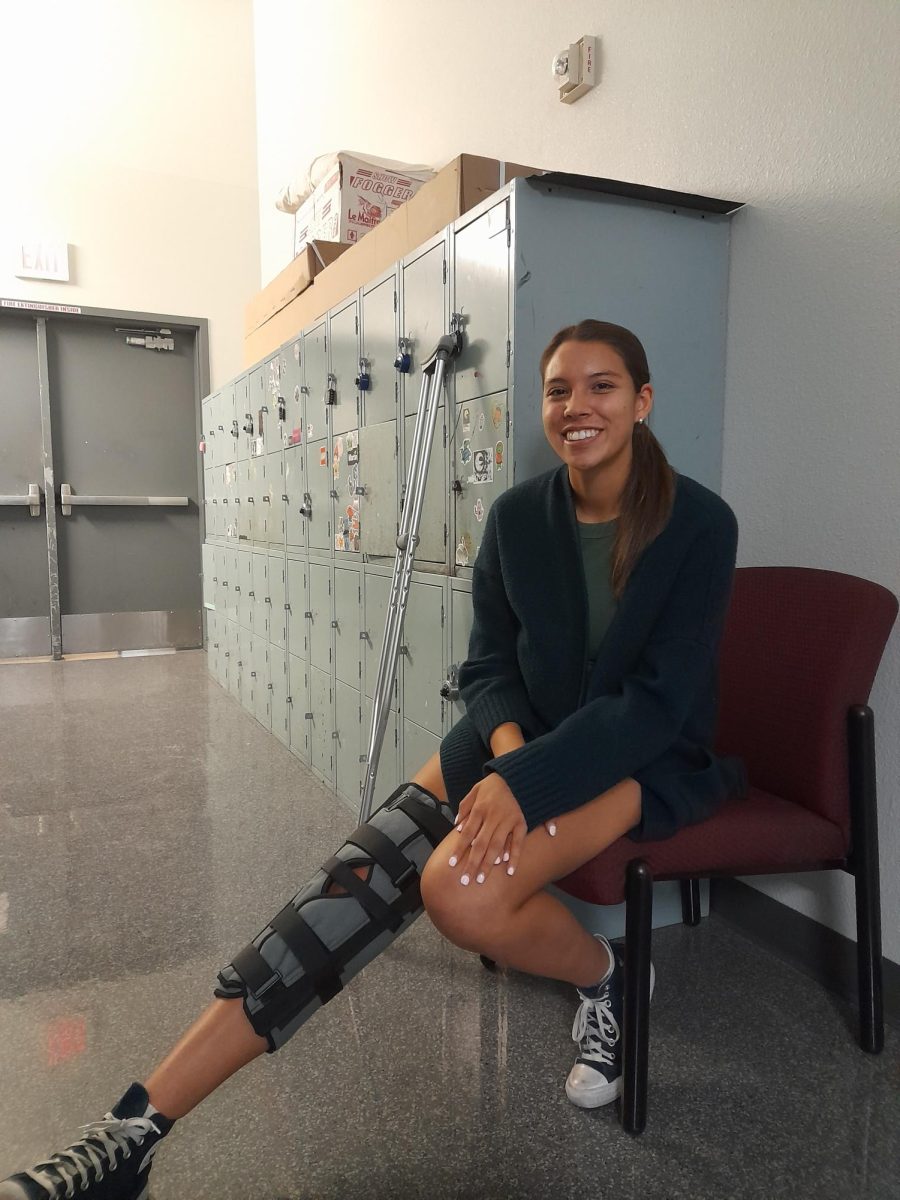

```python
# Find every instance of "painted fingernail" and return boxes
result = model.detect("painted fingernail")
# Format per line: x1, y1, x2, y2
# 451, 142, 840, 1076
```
457, 822, 465, 833
476, 873, 485, 884
494, 856, 502, 866
548, 823, 557, 837
503, 852, 510, 862
448, 855, 458, 867
460, 874, 470, 886
507, 866, 515, 876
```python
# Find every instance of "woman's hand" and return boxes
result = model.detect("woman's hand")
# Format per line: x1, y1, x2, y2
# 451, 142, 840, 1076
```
448, 773, 527, 884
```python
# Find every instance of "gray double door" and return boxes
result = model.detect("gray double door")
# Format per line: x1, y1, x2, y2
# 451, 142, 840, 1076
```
0, 310, 203, 658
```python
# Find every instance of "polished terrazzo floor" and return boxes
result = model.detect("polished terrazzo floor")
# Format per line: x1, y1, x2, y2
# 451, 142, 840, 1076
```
0, 651, 897, 1200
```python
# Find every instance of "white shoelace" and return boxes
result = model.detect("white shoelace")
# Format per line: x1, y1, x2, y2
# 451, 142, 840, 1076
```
571, 991, 620, 1068
26, 1115, 159, 1198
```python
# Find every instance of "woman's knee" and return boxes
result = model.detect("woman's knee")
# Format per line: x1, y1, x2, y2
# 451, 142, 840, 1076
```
420, 850, 507, 952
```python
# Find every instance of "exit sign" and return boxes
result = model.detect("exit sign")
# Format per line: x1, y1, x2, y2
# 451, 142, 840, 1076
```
15, 239, 70, 282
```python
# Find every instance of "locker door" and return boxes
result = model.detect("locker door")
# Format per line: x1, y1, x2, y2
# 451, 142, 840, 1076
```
247, 454, 264, 542
227, 618, 241, 701
221, 382, 238, 463
283, 337, 304, 448
303, 321, 328, 442
452, 392, 509, 567
268, 552, 287, 649
335, 680, 362, 804
333, 565, 362, 687
402, 718, 442, 782
309, 665, 334, 783
226, 547, 240, 623
448, 583, 473, 728
201, 543, 215, 609
207, 609, 220, 679
237, 548, 253, 630
361, 273, 398, 426
332, 429, 361, 554
362, 571, 399, 710
212, 544, 226, 613
329, 298, 360, 435
363, 695, 399, 809
453, 199, 510, 404
288, 653, 310, 762
266, 448, 286, 546
284, 444, 307, 552
250, 551, 269, 639
235, 374, 251, 462
308, 560, 332, 674
269, 644, 289, 747
265, 349, 288, 455
236, 459, 251, 543
238, 625, 253, 709
402, 579, 445, 737
306, 437, 332, 552
358, 420, 397, 557
402, 409, 446, 564
286, 557, 308, 659
248, 365, 268, 459
222, 461, 238, 543
402, 240, 447, 416
251, 634, 271, 729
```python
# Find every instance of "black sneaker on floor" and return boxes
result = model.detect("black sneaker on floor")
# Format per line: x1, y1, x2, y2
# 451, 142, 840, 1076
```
565, 939, 656, 1109
0, 1083, 173, 1200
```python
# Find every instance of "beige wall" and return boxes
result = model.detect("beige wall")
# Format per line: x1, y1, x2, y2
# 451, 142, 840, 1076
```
0, 0, 260, 388
254, 0, 900, 960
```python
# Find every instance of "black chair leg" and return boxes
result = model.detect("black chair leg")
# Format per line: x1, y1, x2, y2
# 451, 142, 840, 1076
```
680, 878, 701, 926
622, 859, 653, 1135
848, 705, 884, 1054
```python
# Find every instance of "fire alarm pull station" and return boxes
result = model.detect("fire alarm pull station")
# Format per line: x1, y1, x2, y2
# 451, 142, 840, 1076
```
552, 35, 598, 105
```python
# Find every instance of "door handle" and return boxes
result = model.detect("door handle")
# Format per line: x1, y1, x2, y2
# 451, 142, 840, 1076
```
0, 484, 42, 516
59, 484, 189, 516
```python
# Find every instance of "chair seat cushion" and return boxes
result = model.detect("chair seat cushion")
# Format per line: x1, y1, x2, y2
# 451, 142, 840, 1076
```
555, 787, 848, 905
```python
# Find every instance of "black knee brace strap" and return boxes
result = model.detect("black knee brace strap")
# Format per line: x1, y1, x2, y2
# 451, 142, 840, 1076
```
214, 782, 454, 1051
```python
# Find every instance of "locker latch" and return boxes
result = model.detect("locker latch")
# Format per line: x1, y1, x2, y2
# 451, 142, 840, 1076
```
440, 664, 460, 702
231, 419, 240, 439
277, 394, 286, 422
394, 338, 412, 373
299, 493, 313, 519
243, 413, 254, 435
355, 357, 371, 390
326, 373, 337, 405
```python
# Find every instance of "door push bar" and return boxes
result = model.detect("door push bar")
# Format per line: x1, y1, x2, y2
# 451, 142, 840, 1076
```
59, 484, 190, 516
358, 325, 463, 824
0, 484, 43, 516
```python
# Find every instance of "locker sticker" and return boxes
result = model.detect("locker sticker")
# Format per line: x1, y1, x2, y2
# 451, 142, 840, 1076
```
495, 441, 504, 470
462, 407, 471, 433
319, 445, 328, 467
472, 448, 493, 484
347, 446, 360, 466
289, 426, 302, 446
474, 498, 485, 523
308, 422, 314, 439
477, 412, 485, 433
459, 438, 472, 466
491, 402, 504, 429
455, 532, 473, 567
293, 341, 301, 363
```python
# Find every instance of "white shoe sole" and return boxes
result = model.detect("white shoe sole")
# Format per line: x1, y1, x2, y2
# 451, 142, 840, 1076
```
565, 962, 656, 1109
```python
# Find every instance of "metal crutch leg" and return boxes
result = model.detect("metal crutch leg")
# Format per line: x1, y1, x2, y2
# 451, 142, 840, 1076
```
359, 331, 462, 823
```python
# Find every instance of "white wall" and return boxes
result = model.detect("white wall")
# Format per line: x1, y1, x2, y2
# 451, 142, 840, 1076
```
0, 0, 260, 389
254, 0, 900, 961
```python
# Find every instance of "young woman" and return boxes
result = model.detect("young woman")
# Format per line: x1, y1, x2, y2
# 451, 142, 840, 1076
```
1, 320, 748, 1200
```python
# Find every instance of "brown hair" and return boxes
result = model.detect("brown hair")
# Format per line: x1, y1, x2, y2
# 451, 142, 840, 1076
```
540, 319, 677, 601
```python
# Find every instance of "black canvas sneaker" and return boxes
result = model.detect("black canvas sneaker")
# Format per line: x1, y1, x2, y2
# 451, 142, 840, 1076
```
0, 1083, 173, 1200
565, 939, 656, 1108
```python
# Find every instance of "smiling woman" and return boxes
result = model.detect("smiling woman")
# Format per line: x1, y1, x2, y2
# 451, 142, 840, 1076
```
0, 319, 747, 1198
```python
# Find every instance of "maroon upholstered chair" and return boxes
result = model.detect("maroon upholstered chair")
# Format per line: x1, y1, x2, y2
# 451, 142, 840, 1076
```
555, 566, 898, 1135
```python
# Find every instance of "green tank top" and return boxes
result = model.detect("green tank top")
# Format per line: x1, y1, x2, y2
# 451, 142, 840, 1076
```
577, 518, 618, 667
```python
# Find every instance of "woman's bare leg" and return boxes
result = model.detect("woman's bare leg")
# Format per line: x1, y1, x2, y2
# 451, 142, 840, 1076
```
421, 776, 642, 988
144, 755, 449, 1120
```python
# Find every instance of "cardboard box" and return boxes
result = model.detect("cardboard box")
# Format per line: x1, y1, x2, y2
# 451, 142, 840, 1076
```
244, 241, 349, 338
293, 152, 434, 256
246, 154, 539, 366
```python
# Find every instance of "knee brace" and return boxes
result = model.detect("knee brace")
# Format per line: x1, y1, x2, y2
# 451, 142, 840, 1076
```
214, 782, 454, 1051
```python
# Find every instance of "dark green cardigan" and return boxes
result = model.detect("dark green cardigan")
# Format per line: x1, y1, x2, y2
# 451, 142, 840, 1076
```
439, 466, 749, 841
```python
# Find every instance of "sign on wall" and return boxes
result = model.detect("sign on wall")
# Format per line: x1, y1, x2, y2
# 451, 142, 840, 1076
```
15, 239, 70, 282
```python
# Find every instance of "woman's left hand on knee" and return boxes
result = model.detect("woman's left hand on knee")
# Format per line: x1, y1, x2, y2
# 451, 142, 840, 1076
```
449, 773, 527, 884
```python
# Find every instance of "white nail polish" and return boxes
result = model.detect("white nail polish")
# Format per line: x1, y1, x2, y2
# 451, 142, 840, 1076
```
548, 823, 557, 837
461, 874, 470, 886
457, 822, 465, 833
448, 855, 457, 867
503, 852, 510, 862
494, 856, 502, 866
476, 873, 485, 884
507, 866, 515, 876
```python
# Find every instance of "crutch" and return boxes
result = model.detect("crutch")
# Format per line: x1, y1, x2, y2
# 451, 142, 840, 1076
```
358, 329, 462, 822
